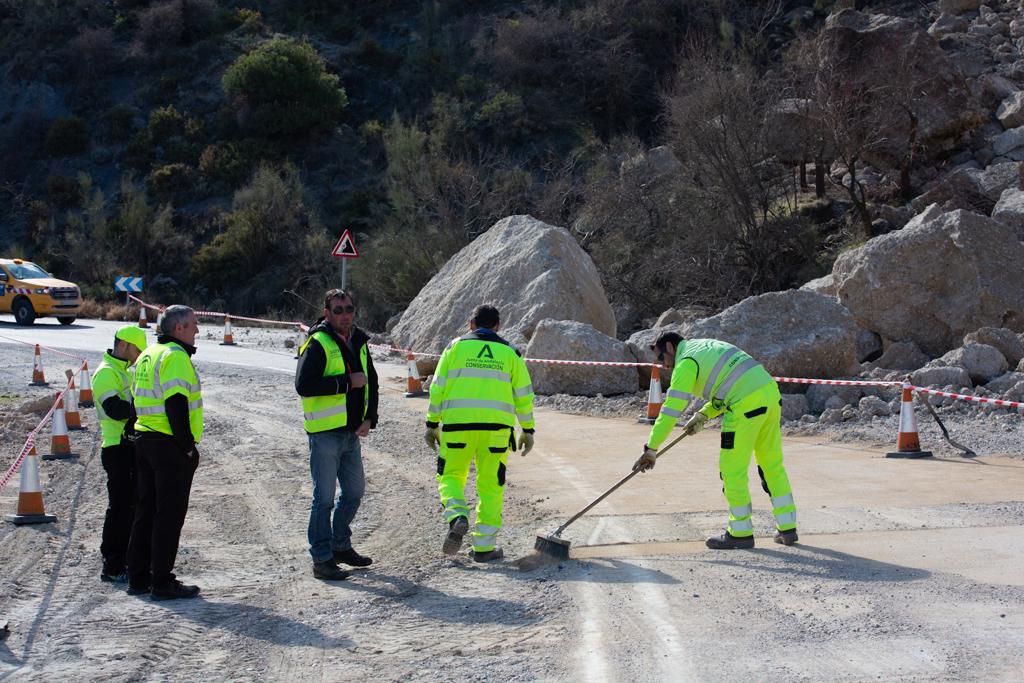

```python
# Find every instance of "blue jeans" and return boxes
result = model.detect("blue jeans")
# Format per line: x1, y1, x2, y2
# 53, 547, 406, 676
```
307, 430, 365, 563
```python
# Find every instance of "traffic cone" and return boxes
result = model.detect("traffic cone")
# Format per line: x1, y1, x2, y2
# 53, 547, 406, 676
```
29, 344, 48, 386
886, 383, 933, 459
64, 379, 84, 431
219, 315, 236, 346
138, 306, 149, 329
404, 353, 425, 398
78, 362, 93, 406
640, 365, 663, 424
7, 441, 57, 524
44, 393, 77, 460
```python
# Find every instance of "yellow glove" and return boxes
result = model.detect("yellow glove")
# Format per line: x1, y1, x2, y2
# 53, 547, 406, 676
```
424, 426, 440, 451
519, 432, 534, 457
683, 412, 708, 436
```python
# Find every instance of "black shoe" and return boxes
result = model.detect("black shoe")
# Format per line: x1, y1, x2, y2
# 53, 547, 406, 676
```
469, 547, 504, 563
150, 580, 201, 601
127, 584, 150, 596
100, 570, 128, 584
313, 560, 350, 581
705, 532, 755, 549
774, 529, 799, 546
333, 548, 373, 567
443, 516, 469, 555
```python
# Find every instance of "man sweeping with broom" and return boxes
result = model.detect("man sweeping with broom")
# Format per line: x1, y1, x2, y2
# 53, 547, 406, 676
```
633, 332, 798, 549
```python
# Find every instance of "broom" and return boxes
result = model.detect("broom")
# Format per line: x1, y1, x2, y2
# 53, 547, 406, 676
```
533, 430, 691, 560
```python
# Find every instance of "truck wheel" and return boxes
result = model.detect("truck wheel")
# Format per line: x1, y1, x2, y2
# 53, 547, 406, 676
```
57, 316, 76, 326
13, 298, 36, 326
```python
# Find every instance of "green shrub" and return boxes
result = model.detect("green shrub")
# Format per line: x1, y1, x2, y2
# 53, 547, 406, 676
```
148, 105, 184, 143
46, 174, 83, 209
44, 117, 89, 157
124, 129, 154, 168
359, 119, 384, 141
235, 7, 262, 34
222, 37, 348, 138
198, 139, 261, 186
100, 105, 137, 143
145, 163, 195, 201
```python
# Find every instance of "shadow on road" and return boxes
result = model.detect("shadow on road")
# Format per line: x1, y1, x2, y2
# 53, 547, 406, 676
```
156, 596, 353, 647
336, 570, 545, 626
700, 544, 930, 582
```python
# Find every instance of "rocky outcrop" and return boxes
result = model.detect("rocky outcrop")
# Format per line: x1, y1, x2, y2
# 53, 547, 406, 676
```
934, 342, 1009, 384
685, 289, 861, 379
800, 274, 837, 298
820, 11, 982, 167
391, 215, 616, 373
525, 320, 638, 396
910, 162, 1020, 214
833, 205, 1024, 356
992, 188, 1024, 240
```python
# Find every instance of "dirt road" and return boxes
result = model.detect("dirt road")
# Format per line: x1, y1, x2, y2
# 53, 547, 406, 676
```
1, 324, 1023, 681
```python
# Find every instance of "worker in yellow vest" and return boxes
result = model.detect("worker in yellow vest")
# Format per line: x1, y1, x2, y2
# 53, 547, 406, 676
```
634, 332, 798, 549
92, 325, 147, 583
296, 289, 379, 581
425, 304, 536, 562
127, 305, 204, 600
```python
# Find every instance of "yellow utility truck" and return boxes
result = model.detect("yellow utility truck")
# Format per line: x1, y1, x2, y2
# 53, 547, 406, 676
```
0, 258, 82, 325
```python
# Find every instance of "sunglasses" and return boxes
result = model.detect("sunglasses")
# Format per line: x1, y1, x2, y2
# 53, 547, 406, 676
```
331, 305, 356, 314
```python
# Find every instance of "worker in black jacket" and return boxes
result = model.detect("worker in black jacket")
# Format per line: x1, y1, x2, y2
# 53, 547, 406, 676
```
295, 289, 380, 581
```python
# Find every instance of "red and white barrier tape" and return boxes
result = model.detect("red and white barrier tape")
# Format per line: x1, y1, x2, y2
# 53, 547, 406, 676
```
914, 386, 1024, 410
774, 376, 902, 388
0, 333, 86, 363
0, 364, 83, 493
128, 295, 304, 329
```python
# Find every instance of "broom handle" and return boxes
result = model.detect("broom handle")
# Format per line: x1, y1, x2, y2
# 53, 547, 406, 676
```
553, 430, 689, 536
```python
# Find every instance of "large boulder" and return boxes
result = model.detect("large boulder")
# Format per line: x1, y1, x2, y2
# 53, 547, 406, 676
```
525, 320, 638, 396
819, 11, 981, 167
963, 327, 1024, 366
392, 215, 616, 373
875, 340, 930, 371
833, 205, 1024, 356
685, 289, 861, 379
934, 343, 1009, 384
997, 92, 1024, 129
938, 0, 981, 13
910, 162, 1020, 214
800, 274, 837, 298
910, 365, 972, 388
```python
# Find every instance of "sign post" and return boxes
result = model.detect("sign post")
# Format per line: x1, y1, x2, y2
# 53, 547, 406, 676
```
331, 230, 358, 289
114, 276, 144, 320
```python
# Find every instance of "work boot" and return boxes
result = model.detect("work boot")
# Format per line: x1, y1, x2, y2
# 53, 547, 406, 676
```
100, 570, 128, 584
126, 583, 150, 596
442, 516, 469, 555
705, 532, 755, 549
313, 560, 350, 581
774, 529, 799, 546
469, 547, 504, 563
151, 580, 201, 601
333, 548, 373, 567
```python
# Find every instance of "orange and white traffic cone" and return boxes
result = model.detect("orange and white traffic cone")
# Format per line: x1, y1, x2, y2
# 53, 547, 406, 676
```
78, 362, 94, 407
219, 315, 236, 346
886, 383, 933, 459
64, 378, 84, 431
640, 365, 663, 424
138, 306, 149, 329
7, 441, 57, 524
404, 353, 425, 398
29, 344, 48, 386
44, 393, 77, 460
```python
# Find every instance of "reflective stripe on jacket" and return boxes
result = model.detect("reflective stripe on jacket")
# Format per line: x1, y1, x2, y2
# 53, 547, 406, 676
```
132, 341, 204, 442
299, 330, 368, 433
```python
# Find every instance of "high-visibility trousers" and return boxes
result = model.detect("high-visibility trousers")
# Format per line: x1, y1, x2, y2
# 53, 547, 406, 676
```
718, 382, 796, 538
436, 429, 512, 552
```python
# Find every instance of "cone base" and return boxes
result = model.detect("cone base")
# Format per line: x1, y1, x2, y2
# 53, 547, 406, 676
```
79, 401, 94, 408
66, 425, 86, 431
28, 381, 50, 387
219, 341, 237, 346
7, 513, 57, 525
885, 450, 933, 459
403, 391, 426, 398
638, 417, 656, 424
42, 452, 78, 461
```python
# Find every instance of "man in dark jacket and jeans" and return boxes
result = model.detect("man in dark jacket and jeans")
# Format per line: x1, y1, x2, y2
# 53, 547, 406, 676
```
295, 289, 379, 581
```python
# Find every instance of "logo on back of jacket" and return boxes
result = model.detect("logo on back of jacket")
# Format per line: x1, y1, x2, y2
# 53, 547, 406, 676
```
465, 343, 503, 370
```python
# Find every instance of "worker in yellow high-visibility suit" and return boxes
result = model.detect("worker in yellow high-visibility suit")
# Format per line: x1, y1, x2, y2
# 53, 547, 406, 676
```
424, 304, 536, 562
634, 332, 797, 549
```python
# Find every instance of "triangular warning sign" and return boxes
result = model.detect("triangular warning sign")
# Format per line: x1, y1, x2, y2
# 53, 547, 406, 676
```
332, 230, 358, 258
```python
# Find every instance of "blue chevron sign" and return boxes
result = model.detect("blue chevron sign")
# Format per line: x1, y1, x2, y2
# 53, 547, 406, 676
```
114, 276, 144, 292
